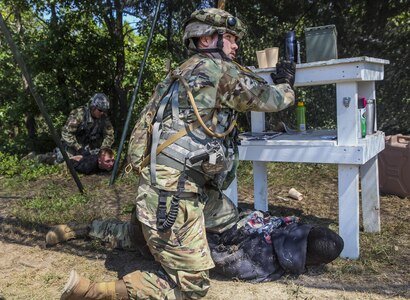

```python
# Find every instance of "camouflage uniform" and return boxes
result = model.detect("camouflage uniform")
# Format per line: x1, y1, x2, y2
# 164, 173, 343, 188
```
123, 8, 295, 300
61, 101, 114, 156
57, 8, 295, 300
124, 52, 294, 299
88, 191, 238, 251
89, 211, 149, 254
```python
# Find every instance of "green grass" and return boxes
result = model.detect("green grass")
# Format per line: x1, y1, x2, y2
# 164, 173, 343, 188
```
237, 161, 338, 187
12, 182, 91, 224
42, 272, 63, 285
2, 159, 409, 297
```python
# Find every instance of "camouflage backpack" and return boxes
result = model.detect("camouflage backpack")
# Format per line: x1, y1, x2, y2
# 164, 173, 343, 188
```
125, 80, 170, 175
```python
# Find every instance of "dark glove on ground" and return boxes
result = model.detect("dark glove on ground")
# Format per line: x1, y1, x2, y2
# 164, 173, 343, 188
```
271, 60, 296, 87
77, 148, 90, 156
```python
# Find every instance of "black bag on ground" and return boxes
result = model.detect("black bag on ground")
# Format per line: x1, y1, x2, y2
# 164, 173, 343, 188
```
208, 227, 284, 282
208, 222, 344, 282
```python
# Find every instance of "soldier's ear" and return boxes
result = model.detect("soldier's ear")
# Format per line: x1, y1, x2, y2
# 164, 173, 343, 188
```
198, 35, 214, 48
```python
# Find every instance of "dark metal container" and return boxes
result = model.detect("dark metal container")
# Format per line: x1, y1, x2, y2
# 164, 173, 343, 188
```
304, 25, 338, 62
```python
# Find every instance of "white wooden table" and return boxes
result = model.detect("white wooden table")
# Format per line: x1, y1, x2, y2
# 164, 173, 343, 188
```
225, 57, 390, 259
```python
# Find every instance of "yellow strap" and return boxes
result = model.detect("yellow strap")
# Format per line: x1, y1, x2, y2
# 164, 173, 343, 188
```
211, 110, 218, 132
173, 74, 237, 138
127, 72, 237, 175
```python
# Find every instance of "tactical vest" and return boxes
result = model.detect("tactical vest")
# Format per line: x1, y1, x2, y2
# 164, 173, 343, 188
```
127, 60, 239, 190
152, 77, 238, 189
76, 106, 106, 150
127, 58, 241, 231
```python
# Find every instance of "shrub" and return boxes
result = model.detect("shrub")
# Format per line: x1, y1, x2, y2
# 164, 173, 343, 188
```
0, 151, 61, 180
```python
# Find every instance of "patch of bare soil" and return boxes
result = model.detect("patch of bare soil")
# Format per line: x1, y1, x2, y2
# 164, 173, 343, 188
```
0, 173, 409, 300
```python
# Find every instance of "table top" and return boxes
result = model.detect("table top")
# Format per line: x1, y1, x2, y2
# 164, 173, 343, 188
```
237, 131, 385, 165
239, 130, 337, 146
249, 56, 390, 86
249, 56, 390, 72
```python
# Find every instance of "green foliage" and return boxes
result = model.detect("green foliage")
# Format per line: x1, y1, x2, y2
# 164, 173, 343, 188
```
126, 34, 170, 122
0, 151, 61, 180
1, 0, 409, 156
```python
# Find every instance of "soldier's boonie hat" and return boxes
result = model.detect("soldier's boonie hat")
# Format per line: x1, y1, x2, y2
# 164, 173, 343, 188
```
90, 93, 110, 112
183, 8, 246, 46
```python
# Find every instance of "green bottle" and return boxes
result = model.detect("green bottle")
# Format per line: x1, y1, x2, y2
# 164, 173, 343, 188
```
360, 110, 366, 138
296, 101, 306, 132
358, 97, 366, 138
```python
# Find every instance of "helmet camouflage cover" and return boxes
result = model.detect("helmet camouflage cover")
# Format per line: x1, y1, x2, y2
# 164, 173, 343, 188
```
90, 93, 110, 112
183, 8, 246, 46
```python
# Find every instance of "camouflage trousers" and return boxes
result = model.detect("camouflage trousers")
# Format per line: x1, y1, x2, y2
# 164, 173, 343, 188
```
89, 217, 143, 252
89, 209, 212, 300
88, 186, 239, 299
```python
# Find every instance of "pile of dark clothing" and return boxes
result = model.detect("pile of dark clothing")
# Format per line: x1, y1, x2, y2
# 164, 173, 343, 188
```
207, 210, 344, 282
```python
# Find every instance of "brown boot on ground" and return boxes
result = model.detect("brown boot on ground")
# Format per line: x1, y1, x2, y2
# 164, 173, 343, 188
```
46, 222, 89, 246
61, 270, 129, 300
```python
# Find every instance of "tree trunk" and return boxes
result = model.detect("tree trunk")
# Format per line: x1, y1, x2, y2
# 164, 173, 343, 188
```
14, 5, 37, 140
100, 0, 128, 142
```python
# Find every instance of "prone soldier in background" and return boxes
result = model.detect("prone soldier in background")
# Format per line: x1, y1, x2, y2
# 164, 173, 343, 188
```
69, 147, 115, 175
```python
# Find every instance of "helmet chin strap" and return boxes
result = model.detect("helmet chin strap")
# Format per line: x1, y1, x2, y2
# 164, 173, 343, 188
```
188, 30, 231, 61
215, 30, 231, 61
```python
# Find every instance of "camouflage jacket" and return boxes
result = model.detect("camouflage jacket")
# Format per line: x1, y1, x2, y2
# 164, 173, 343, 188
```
136, 53, 295, 194
61, 105, 114, 152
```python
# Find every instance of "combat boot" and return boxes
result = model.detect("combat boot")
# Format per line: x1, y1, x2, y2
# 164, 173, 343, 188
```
46, 222, 89, 246
61, 270, 129, 300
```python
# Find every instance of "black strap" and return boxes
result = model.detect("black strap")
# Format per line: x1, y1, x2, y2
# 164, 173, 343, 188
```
156, 153, 208, 187
157, 172, 188, 232
156, 190, 168, 227
157, 195, 180, 231
189, 30, 231, 62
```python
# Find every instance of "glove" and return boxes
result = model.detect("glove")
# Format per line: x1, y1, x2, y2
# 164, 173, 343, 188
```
77, 147, 90, 156
271, 60, 296, 87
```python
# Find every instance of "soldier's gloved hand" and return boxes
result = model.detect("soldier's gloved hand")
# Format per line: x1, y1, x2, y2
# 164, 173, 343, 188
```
271, 60, 296, 87
77, 148, 90, 156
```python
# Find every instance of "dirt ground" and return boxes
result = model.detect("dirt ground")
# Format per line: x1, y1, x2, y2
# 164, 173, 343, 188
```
0, 173, 409, 300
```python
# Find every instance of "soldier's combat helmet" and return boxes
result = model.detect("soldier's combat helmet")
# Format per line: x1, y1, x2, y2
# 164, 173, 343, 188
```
183, 8, 246, 59
90, 93, 110, 112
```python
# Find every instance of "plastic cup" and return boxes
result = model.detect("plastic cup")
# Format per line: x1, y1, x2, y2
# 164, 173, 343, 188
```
256, 50, 268, 68
265, 47, 279, 67
288, 188, 304, 200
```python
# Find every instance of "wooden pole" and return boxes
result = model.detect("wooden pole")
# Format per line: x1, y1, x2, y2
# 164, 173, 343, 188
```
0, 12, 84, 193
218, 0, 225, 10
